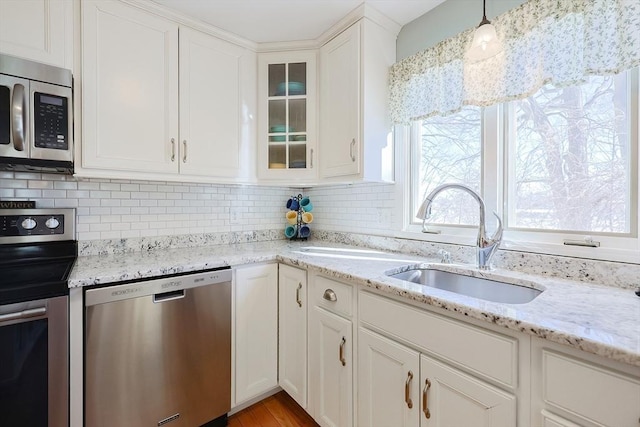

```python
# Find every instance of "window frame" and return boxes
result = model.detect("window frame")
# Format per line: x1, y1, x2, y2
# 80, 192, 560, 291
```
399, 70, 640, 264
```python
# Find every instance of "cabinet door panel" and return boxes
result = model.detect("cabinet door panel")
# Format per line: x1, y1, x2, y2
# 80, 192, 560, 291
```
358, 328, 420, 427
234, 264, 278, 405
420, 355, 516, 427
309, 306, 352, 427
179, 27, 247, 177
258, 51, 317, 181
319, 22, 360, 178
542, 350, 640, 427
82, 0, 178, 173
278, 264, 307, 408
0, 0, 71, 68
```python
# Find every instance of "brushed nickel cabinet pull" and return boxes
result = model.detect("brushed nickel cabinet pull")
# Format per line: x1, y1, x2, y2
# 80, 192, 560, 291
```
323, 289, 337, 302
182, 140, 187, 163
339, 336, 346, 366
170, 138, 175, 162
349, 138, 356, 161
422, 378, 431, 419
405, 371, 414, 409
310, 148, 314, 168
296, 283, 302, 307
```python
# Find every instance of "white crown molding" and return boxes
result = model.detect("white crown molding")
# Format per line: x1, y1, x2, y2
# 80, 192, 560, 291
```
102, 0, 400, 54
257, 39, 320, 53
120, 0, 259, 51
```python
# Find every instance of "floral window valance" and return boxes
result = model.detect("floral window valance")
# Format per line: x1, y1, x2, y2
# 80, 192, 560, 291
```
389, 0, 640, 124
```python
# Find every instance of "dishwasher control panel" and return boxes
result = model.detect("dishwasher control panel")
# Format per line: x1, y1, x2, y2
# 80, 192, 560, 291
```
85, 267, 232, 306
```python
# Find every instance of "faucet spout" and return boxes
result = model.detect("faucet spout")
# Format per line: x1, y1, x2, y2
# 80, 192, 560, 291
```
417, 183, 503, 270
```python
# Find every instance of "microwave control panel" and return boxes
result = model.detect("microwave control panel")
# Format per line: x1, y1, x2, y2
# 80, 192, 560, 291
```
33, 92, 69, 150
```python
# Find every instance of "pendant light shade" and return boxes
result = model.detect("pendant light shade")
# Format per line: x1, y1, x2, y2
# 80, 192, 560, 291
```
466, 0, 502, 62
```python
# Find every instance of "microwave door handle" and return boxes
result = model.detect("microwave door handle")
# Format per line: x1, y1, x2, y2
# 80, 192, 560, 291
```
11, 83, 26, 152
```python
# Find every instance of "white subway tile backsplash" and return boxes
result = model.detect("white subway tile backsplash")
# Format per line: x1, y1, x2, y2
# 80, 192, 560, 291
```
16, 189, 43, 198
54, 199, 79, 208
0, 173, 295, 241
54, 181, 78, 190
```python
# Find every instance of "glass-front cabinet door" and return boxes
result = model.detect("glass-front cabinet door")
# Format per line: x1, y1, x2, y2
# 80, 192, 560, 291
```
258, 51, 317, 181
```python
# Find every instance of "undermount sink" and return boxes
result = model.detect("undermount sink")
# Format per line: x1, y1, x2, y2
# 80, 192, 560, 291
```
387, 267, 542, 304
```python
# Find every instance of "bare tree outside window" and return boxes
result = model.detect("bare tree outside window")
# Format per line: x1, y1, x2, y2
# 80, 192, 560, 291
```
417, 107, 482, 226
509, 74, 631, 233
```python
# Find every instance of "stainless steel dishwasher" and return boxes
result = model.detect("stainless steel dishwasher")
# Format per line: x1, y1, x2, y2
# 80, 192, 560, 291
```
84, 267, 232, 427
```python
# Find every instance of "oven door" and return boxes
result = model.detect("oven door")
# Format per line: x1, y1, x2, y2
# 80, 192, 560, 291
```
0, 74, 30, 160
0, 295, 68, 427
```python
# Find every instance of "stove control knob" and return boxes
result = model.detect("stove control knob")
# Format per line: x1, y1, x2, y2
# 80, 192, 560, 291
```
22, 217, 37, 230
45, 217, 60, 229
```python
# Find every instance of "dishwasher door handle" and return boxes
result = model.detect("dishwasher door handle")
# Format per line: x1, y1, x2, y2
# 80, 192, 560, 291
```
153, 289, 185, 303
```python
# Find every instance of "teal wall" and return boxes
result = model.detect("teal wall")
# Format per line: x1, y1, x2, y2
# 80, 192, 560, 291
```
396, 0, 527, 60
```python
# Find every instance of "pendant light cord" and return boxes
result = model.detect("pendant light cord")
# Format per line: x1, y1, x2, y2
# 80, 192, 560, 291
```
479, 0, 491, 26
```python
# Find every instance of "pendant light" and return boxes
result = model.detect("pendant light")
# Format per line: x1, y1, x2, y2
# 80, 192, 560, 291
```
466, 0, 502, 62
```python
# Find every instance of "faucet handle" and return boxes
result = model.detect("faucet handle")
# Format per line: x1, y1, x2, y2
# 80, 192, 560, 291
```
489, 211, 503, 244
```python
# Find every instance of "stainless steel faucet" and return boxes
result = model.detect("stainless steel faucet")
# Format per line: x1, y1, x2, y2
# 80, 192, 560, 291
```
417, 183, 503, 270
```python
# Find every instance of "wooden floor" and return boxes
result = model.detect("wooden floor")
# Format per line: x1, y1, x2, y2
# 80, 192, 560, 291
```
229, 392, 319, 427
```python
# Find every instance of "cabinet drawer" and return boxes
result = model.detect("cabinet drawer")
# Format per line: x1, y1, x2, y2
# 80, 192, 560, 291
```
359, 291, 518, 388
311, 275, 353, 318
542, 350, 640, 427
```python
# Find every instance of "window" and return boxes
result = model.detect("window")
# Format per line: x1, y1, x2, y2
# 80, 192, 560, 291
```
507, 74, 633, 235
406, 70, 639, 261
412, 107, 482, 226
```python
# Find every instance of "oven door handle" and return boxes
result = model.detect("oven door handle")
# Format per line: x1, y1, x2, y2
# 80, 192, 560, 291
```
0, 306, 47, 324
11, 83, 26, 152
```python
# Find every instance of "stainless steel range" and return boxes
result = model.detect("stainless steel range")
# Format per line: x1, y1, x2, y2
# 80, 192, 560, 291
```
0, 208, 76, 426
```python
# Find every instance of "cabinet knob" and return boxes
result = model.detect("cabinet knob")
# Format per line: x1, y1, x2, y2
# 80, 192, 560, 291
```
323, 289, 337, 302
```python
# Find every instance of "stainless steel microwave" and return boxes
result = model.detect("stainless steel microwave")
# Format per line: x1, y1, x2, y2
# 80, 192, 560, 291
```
0, 54, 73, 173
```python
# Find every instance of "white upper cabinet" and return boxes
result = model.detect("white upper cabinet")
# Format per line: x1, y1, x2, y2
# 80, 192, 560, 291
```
80, 0, 256, 182
179, 27, 255, 179
81, 0, 179, 174
258, 51, 317, 182
319, 18, 396, 183
0, 0, 73, 68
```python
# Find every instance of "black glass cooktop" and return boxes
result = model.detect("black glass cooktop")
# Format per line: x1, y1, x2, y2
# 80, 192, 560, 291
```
0, 241, 76, 305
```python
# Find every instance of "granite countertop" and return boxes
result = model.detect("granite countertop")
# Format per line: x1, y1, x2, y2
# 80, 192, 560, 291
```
69, 240, 640, 367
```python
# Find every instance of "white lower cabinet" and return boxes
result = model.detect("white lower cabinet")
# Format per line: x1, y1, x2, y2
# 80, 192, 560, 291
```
531, 338, 640, 427
309, 306, 353, 427
358, 290, 519, 427
278, 264, 308, 409
420, 354, 516, 427
308, 273, 356, 427
358, 327, 516, 427
271, 268, 639, 427
233, 263, 278, 406
358, 327, 420, 427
